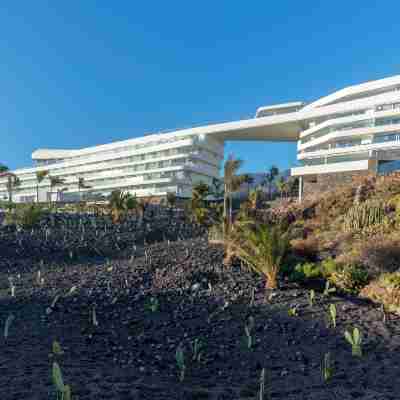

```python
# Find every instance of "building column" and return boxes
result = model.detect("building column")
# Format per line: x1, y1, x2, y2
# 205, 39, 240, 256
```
298, 176, 303, 203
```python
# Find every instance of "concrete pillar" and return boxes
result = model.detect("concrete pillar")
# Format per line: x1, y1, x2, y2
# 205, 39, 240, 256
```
298, 176, 303, 203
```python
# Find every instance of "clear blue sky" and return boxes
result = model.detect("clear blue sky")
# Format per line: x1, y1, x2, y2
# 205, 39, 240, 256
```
1, 1, 400, 174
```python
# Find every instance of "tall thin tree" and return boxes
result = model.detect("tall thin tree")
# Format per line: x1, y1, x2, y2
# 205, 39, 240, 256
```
35, 170, 49, 203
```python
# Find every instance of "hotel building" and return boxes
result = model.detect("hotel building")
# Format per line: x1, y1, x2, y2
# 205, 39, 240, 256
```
2, 74, 400, 202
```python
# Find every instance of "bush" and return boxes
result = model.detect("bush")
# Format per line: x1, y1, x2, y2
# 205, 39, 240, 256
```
290, 262, 322, 282
5, 204, 46, 229
361, 272, 400, 314
359, 236, 400, 277
328, 264, 370, 294
320, 258, 339, 277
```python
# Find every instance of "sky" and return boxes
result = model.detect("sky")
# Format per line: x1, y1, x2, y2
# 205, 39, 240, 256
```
1, 1, 400, 174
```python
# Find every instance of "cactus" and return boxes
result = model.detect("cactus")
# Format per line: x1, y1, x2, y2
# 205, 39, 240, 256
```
191, 338, 204, 362
4, 314, 15, 339
258, 368, 270, 400
244, 316, 255, 349
175, 343, 186, 382
329, 304, 337, 328
344, 327, 362, 357
321, 352, 334, 382
52, 340, 64, 356
52, 361, 71, 400
343, 200, 385, 232
309, 289, 315, 307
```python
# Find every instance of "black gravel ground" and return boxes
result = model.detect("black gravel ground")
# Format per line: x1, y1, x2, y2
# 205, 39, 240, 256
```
0, 238, 400, 399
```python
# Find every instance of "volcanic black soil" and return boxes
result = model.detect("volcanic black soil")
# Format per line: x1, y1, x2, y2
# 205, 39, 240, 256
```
0, 238, 399, 399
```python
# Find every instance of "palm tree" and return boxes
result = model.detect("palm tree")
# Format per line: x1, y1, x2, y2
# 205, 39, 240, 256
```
49, 176, 65, 203
233, 224, 289, 289
35, 170, 49, 203
109, 190, 133, 223
242, 174, 254, 198
190, 182, 210, 226
0, 164, 9, 174
223, 155, 245, 233
5, 174, 20, 207
78, 177, 92, 202
276, 176, 287, 199
211, 177, 224, 200
264, 165, 279, 200
248, 189, 261, 211
166, 192, 177, 208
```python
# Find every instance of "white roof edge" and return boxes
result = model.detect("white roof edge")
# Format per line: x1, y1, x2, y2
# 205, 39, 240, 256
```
303, 74, 400, 110
32, 149, 80, 160
256, 101, 305, 114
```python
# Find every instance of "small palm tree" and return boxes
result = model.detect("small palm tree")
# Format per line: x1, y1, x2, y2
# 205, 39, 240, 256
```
191, 182, 210, 226
264, 165, 279, 200
49, 176, 65, 203
78, 177, 92, 202
276, 176, 287, 199
248, 189, 260, 210
211, 177, 224, 200
242, 174, 254, 198
109, 190, 129, 223
0, 164, 9, 174
233, 224, 289, 289
35, 170, 49, 203
166, 192, 177, 208
223, 155, 245, 232
5, 174, 20, 206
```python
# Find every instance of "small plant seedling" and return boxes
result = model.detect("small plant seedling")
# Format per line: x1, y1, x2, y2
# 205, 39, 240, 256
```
8, 277, 15, 297
67, 286, 77, 296
309, 289, 315, 307
344, 327, 362, 357
258, 367, 270, 400
52, 340, 64, 356
92, 307, 99, 327
4, 314, 15, 339
288, 306, 298, 317
52, 361, 72, 400
321, 352, 334, 382
244, 316, 255, 349
145, 297, 160, 313
191, 338, 204, 362
329, 304, 337, 328
323, 281, 336, 297
250, 287, 255, 307
175, 343, 186, 382
381, 304, 387, 324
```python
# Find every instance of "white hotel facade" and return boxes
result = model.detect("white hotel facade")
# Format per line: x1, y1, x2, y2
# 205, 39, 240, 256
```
2, 74, 400, 202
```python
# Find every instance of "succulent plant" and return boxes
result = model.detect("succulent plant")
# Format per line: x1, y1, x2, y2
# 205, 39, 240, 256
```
344, 327, 362, 357
244, 316, 255, 349
4, 314, 15, 339
175, 343, 186, 382
329, 304, 337, 328
52, 361, 72, 400
321, 352, 334, 382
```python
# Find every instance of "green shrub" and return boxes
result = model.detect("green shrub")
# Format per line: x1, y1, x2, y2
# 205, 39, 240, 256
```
15, 205, 46, 228
290, 262, 323, 281
328, 264, 370, 294
361, 272, 400, 314
320, 258, 340, 277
